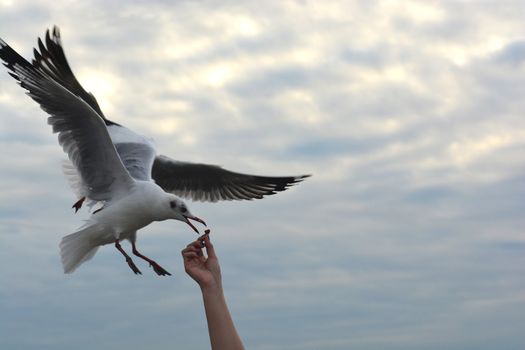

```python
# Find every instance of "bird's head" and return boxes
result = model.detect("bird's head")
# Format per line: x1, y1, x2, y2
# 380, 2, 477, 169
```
166, 195, 206, 234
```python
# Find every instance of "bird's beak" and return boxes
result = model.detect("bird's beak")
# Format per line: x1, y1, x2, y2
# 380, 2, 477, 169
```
183, 215, 207, 234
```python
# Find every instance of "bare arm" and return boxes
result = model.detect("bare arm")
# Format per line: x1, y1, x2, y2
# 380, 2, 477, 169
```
182, 233, 245, 350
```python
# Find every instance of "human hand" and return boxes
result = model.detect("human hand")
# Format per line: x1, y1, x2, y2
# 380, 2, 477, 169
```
181, 233, 221, 291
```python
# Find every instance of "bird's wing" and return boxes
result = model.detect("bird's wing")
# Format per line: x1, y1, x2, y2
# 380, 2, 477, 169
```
0, 38, 134, 202
31, 26, 116, 124
107, 124, 157, 181
25, 26, 309, 196
152, 155, 310, 202
32, 26, 156, 182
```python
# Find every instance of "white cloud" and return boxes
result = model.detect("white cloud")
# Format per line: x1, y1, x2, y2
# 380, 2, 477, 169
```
1, 1, 525, 349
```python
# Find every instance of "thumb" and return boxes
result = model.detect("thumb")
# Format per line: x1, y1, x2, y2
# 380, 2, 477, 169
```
204, 234, 217, 259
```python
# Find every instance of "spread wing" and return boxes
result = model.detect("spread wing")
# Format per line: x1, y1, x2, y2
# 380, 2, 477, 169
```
0, 37, 134, 202
21, 26, 311, 200
31, 26, 156, 182
152, 155, 310, 202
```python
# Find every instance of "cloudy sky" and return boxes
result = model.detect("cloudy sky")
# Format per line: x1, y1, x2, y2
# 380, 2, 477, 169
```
1, 1, 525, 349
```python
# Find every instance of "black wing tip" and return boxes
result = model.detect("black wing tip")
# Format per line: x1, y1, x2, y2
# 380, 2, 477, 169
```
0, 38, 33, 74
294, 174, 311, 181
45, 25, 61, 46
279, 173, 311, 186
52, 26, 62, 45
201, 173, 310, 201
254, 174, 311, 196
8, 71, 20, 80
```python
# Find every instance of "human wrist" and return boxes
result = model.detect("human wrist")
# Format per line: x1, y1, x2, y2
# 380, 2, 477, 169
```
200, 280, 223, 297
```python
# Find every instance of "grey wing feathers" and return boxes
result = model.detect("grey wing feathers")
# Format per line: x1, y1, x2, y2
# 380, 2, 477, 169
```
0, 37, 134, 201
152, 155, 310, 202
106, 124, 157, 181
31, 26, 156, 181
2, 28, 310, 203
114, 142, 156, 181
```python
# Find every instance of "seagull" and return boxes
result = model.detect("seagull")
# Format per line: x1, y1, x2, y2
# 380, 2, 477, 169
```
0, 26, 309, 276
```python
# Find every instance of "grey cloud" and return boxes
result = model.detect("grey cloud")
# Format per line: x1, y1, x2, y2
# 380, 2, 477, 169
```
228, 65, 313, 97
339, 47, 388, 67
494, 40, 525, 66
1, 1, 525, 350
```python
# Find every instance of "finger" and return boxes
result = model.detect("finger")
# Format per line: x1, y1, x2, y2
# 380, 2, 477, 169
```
182, 251, 200, 260
182, 243, 203, 253
186, 241, 198, 248
182, 245, 197, 253
187, 239, 204, 249
182, 246, 202, 257
203, 234, 217, 259
187, 244, 202, 252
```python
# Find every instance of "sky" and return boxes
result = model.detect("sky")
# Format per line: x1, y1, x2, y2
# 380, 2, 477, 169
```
1, 0, 525, 349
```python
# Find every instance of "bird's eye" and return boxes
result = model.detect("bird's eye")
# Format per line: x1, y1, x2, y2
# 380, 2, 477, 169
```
170, 201, 177, 209
181, 206, 187, 213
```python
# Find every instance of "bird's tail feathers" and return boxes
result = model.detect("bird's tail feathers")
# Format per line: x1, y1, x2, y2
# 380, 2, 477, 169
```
60, 224, 103, 274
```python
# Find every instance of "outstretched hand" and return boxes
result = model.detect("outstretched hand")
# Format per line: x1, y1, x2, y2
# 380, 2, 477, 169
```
181, 233, 221, 291
182, 232, 245, 350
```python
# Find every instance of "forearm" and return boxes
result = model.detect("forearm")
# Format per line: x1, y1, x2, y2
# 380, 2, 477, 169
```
201, 285, 245, 350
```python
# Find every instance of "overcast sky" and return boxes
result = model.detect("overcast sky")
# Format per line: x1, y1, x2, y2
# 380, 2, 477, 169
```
1, 1, 525, 349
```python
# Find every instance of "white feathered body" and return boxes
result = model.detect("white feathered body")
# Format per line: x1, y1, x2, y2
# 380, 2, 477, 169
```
0, 31, 214, 276
60, 181, 173, 273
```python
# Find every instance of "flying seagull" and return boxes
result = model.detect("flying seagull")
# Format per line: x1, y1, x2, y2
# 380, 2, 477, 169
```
0, 26, 309, 276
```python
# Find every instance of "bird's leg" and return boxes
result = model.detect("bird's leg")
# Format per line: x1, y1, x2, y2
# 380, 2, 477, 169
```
72, 196, 86, 213
115, 240, 142, 275
131, 241, 172, 276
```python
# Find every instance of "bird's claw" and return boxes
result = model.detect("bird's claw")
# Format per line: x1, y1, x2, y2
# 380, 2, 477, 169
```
72, 196, 86, 213
126, 257, 142, 275
150, 262, 171, 276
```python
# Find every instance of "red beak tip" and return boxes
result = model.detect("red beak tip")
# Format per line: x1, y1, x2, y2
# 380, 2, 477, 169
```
184, 215, 206, 234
